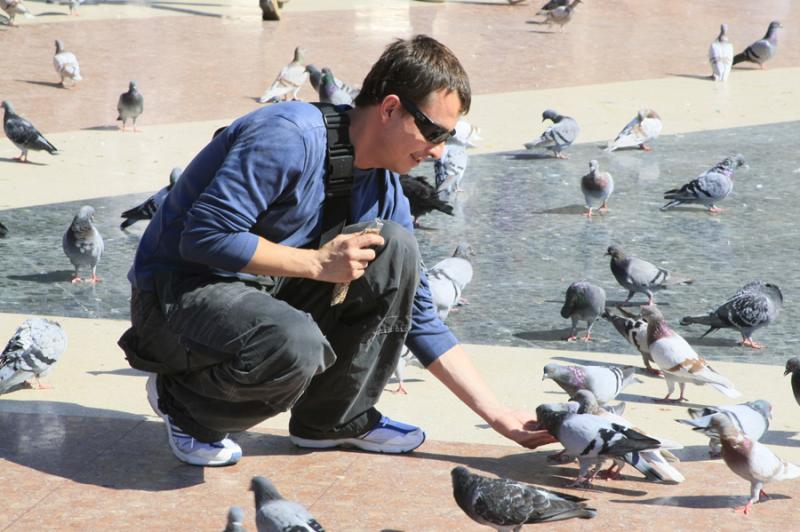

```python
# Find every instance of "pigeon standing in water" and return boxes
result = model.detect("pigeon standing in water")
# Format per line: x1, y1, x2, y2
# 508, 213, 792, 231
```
784, 357, 800, 408
120, 167, 182, 229
605, 109, 662, 152
711, 413, 800, 515
450, 466, 597, 529
250, 476, 325, 532
606, 245, 693, 306
677, 400, 772, 457
223, 507, 247, 532
53, 39, 82, 87
258, 46, 309, 103
733, 21, 782, 69
0, 318, 68, 394
117, 81, 144, 132
542, 363, 641, 405
399, 174, 454, 227
709, 24, 734, 81
661, 154, 746, 213
580, 160, 613, 217
317, 67, 353, 106
559, 281, 606, 341
63, 205, 104, 284
2, 101, 58, 162
523, 109, 580, 159
602, 308, 661, 376
680, 280, 782, 348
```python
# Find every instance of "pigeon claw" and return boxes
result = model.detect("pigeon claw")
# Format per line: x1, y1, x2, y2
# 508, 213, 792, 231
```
740, 338, 764, 349
563, 334, 578, 342
639, 144, 653, 152
71, 276, 82, 284
734, 501, 753, 515
645, 366, 663, 377
391, 383, 408, 395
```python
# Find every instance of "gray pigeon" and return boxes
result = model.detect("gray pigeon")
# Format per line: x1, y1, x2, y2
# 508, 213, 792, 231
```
259, 46, 309, 103
223, 506, 247, 532
117, 81, 144, 132
784, 357, 800, 408
317, 67, 353, 106
543, 0, 582, 31
677, 400, 772, 457
427, 243, 474, 321
523, 109, 580, 159
0, 318, 68, 394
450, 466, 597, 530
606, 244, 693, 306
536, 0, 569, 15
2, 100, 58, 162
711, 413, 800, 515
53, 39, 82, 87
250, 476, 324, 532
661, 154, 746, 213
580, 160, 613, 217
435, 119, 480, 197
542, 363, 641, 405
602, 307, 661, 376
62, 205, 104, 284
307, 64, 359, 100
559, 281, 606, 341
605, 109, 662, 152
733, 21, 782, 69
680, 281, 782, 348
120, 166, 182, 229
709, 24, 734, 81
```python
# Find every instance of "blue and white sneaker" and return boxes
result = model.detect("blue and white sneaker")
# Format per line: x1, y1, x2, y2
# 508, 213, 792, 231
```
145, 375, 242, 467
289, 415, 426, 454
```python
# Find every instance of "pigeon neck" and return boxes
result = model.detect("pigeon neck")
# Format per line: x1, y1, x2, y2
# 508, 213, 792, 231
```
647, 319, 671, 342
765, 27, 779, 42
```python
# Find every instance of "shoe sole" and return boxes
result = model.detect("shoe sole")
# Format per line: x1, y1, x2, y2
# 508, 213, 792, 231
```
289, 432, 426, 454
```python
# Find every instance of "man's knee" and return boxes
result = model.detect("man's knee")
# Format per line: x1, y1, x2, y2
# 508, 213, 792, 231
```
377, 220, 420, 273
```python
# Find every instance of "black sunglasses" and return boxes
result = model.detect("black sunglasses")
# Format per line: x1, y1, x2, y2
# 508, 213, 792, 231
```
398, 96, 456, 145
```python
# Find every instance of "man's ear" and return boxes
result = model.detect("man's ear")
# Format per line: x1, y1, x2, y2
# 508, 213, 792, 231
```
379, 95, 402, 123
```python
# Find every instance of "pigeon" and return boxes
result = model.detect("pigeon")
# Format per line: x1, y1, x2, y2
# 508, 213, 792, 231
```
580, 160, 614, 217
677, 399, 772, 457
543, 0, 582, 31
733, 21, 782, 69
1, 0, 33, 25
428, 243, 474, 321
542, 363, 641, 405
605, 109, 662, 152
306, 64, 359, 100
399, 174, 454, 227
53, 39, 82, 87
435, 119, 480, 197
392, 346, 423, 395
784, 357, 800, 408
317, 67, 354, 106
709, 24, 734, 81
0, 318, 68, 394
0, 221, 7, 238
711, 413, 800, 515
602, 307, 661, 376
642, 304, 741, 402
120, 167, 182, 229
67, 0, 82, 15
2, 100, 58, 163
559, 281, 606, 341
117, 81, 144, 132
250, 476, 325, 532
661, 154, 746, 213
450, 466, 597, 530
523, 109, 579, 159
606, 244, 693, 306
536, 0, 569, 15
680, 280, 782, 348
223, 506, 247, 532
535, 406, 662, 487
62, 205, 104, 284
258, 46, 309, 103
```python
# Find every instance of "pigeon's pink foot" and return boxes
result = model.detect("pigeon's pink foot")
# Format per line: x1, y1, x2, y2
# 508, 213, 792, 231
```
555, 152, 569, 160
740, 338, 764, 349
596, 468, 622, 480
27, 378, 53, 390
655, 395, 686, 404
582, 209, 593, 218
88, 275, 102, 284
645, 366, 663, 377
564, 334, 578, 342
734, 501, 753, 515
640, 144, 653, 152
71, 276, 82, 284
758, 489, 769, 501
581, 332, 593, 342
567, 477, 593, 488
708, 206, 723, 214
457, 296, 470, 306
391, 383, 408, 395
598, 206, 609, 214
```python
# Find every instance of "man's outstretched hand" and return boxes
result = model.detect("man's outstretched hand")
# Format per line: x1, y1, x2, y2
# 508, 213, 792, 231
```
489, 409, 558, 449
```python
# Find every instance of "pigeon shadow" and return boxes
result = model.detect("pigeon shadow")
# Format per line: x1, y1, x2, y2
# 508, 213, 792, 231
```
606, 299, 670, 308
86, 368, 149, 377
514, 327, 574, 342
667, 72, 714, 81
760, 430, 800, 448
613, 392, 709, 410
506, 152, 558, 160
149, 4, 222, 17
610, 493, 790, 509
669, 444, 720, 463
533, 204, 586, 215
441, 0, 509, 5
549, 355, 645, 370
659, 205, 713, 213
0, 157, 47, 166
82, 124, 121, 131
7, 270, 75, 283
16, 79, 64, 89
528, 29, 558, 34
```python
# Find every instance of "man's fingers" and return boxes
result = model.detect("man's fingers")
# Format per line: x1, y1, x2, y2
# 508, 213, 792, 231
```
349, 232, 384, 249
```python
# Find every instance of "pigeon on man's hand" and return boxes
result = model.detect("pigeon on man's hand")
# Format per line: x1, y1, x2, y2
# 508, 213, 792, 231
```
606, 244, 693, 306
661, 154, 746, 213
259, 46, 309, 103
0, 318, 68, 394
605, 109, 662, 152
451, 466, 597, 529
709, 24, 734, 81
542, 363, 641, 405
2, 101, 58, 162
559, 281, 606, 341
580, 160, 613, 217
733, 21, 782, 69
399, 174, 454, 227
680, 280, 782, 348
120, 167, 182, 229
784, 357, 800, 408
677, 400, 771, 457
63, 205, 104, 284
117, 81, 144, 132
250, 476, 325, 532
53, 39, 82, 87
602, 307, 661, 376
223, 506, 247, 532
711, 413, 800, 515
523, 109, 579, 159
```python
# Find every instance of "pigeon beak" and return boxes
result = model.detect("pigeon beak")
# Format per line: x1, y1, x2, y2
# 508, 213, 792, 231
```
784, 369, 791, 376
541, 374, 547, 381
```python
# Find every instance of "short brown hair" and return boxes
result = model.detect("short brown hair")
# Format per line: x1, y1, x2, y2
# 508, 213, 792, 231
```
355, 35, 471, 114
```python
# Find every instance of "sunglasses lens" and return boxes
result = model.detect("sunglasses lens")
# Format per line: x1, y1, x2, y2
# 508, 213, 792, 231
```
422, 124, 452, 145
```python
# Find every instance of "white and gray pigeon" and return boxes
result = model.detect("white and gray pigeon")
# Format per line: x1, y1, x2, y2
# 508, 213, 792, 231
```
305, 64, 359, 100
258, 46, 309, 103
733, 21, 782, 69
523, 109, 580, 159
53, 39, 82, 87
709, 24, 734, 81
223, 506, 247, 532
62, 205, 104, 284
602, 307, 661, 376
120, 166, 182, 229
711, 413, 800, 515
677, 399, 772, 457
427, 242, 474, 321
680, 280, 782, 348
450, 466, 597, 530
559, 281, 606, 341
604, 109, 662, 152
1, 0, 33, 25
784, 357, 800, 408
0, 318, 68, 394
580, 160, 613, 217
391, 346, 422, 395
2, 100, 58, 162
606, 244, 693, 306
536, 0, 569, 15
68, 0, 82, 15
542, 363, 641, 405
435, 119, 480, 197
661, 154, 746, 213
317, 67, 353, 106
642, 305, 741, 402
117, 81, 144, 132
250, 476, 325, 532
543, 0, 582, 31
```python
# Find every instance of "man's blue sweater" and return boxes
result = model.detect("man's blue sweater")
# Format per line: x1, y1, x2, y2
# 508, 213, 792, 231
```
128, 101, 457, 366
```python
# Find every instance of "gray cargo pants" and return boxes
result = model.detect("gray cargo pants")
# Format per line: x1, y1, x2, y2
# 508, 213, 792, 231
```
118, 220, 420, 443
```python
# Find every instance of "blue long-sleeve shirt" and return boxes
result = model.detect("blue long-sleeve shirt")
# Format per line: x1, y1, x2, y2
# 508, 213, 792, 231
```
128, 101, 457, 366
